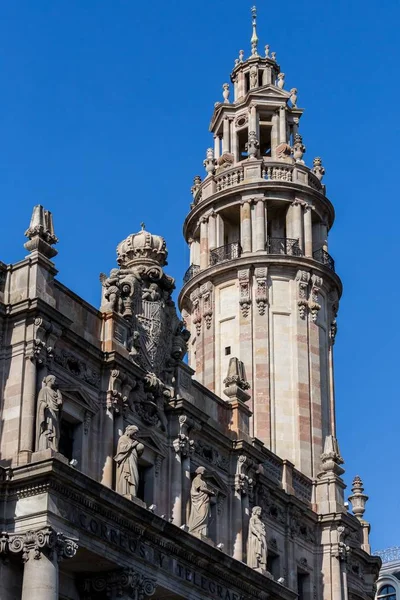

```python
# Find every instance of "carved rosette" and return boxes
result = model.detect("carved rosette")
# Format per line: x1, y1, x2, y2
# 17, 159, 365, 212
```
254, 268, 268, 315
82, 568, 156, 600
200, 282, 213, 330
295, 270, 311, 319
3, 528, 78, 563
309, 275, 323, 323
238, 269, 251, 318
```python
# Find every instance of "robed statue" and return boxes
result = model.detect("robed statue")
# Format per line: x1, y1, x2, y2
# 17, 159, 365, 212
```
247, 506, 268, 570
114, 425, 144, 498
188, 466, 215, 538
36, 375, 63, 451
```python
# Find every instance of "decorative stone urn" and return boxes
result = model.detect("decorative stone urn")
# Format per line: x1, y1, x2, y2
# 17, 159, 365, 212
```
292, 133, 306, 163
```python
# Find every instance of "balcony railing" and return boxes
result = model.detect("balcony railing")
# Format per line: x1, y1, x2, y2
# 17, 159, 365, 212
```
313, 248, 335, 272
210, 242, 241, 266
266, 237, 303, 257
183, 264, 200, 284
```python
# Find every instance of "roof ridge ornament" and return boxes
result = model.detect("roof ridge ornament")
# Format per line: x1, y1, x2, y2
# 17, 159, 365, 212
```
24, 204, 58, 259
251, 6, 258, 56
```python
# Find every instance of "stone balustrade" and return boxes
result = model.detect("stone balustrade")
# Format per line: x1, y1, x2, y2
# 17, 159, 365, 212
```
215, 167, 245, 192
192, 159, 324, 206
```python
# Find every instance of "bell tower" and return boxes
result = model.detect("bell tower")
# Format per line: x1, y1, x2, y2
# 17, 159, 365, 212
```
178, 7, 342, 478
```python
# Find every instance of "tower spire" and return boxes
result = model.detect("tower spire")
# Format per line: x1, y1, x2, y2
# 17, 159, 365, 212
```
251, 6, 258, 56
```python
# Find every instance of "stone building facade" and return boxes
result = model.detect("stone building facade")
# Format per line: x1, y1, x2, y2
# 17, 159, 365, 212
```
374, 548, 400, 600
0, 8, 380, 600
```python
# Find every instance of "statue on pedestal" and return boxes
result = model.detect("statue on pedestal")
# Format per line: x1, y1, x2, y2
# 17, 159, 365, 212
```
247, 506, 268, 570
188, 466, 215, 538
36, 375, 63, 451
114, 425, 144, 498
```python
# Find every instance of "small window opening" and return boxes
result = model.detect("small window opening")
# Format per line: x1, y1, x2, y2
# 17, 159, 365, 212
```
260, 125, 272, 157
244, 72, 250, 94
137, 464, 154, 505
267, 554, 280, 579
258, 70, 264, 87
225, 346, 231, 356
238, 127, 248, 160
297, 572, 311, 600
59, 419, 76, 462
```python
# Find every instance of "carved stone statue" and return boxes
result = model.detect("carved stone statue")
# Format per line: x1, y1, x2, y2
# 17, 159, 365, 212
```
100, 268, 121, 311
114, 425, 144, 499
142, 283, 161, 302
188, 467, 215, 538
250, 66, 258, 89
247, 506, 268, 571
36, 375, 63, 451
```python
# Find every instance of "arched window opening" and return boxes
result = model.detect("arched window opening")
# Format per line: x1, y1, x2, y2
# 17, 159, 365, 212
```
378, 585, 397, 600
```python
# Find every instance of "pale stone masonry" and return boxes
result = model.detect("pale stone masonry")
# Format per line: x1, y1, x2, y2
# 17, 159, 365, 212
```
0, 7, 380, 600
179, 31, 339, 479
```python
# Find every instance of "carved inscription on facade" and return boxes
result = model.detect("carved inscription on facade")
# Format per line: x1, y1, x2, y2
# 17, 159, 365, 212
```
76, 511, 246, 600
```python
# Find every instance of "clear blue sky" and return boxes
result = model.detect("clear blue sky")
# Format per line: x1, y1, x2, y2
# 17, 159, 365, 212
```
0, 1, 398, 550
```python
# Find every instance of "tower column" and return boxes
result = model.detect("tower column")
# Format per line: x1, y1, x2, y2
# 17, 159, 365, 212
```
232, 126, 239, 162
214, 135, 221, 160
222, 118, 230, 154
216, 213, 224, 247
208, 213, 217, 251
240, 201, 252, 253
279, 105, 286, 144
237, 70, 245, 99
188, 237, 194, 264
321, 221, 328, 251
291, 200, 303, 251
271, 113, 279, 159
254, 199, 266, 251
200, 217, 209, 269
249, 105, 257, 134
304, 205, 313, 257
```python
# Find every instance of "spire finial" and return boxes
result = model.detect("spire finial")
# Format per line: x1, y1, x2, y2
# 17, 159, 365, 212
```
140, 222, 146, 231
251, 6, 258, 56
24, 204, 58, 259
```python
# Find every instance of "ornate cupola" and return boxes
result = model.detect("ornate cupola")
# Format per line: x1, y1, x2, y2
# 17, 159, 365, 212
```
178, 7, 342, 478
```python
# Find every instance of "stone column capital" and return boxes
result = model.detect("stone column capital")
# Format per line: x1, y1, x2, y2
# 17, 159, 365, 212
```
173, 433, 194, 457
5, 528, 78, 563
82, 568, 157, 599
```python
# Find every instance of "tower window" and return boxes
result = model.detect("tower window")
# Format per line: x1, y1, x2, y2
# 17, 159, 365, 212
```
260, 125, 271, 157
245, 71, 250, 94
238, 127, 249, 160
225, 346, 231, 356
378, 586, 396, 600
